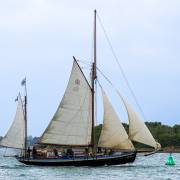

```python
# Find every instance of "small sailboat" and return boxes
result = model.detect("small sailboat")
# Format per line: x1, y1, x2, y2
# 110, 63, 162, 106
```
0, 10, 161, 166
0, 93, 26, 156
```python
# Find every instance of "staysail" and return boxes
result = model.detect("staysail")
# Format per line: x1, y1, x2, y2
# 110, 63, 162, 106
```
98, 89, 135, 150
39, 59, 92, 146
118, 92, 161, 149
0, 94, 25, 149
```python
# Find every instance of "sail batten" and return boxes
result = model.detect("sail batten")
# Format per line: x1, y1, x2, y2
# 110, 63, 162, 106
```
38, 60, 92, 146
117, 91, 161, 149
98, 89, 135, 150
0, 94, 25, 149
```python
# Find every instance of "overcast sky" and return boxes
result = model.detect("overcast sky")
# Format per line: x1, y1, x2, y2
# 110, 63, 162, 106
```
0, 0, 180, 136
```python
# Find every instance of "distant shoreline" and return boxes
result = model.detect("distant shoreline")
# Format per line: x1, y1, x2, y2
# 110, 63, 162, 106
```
138, 151, 180, 153
137, 148, 180, 153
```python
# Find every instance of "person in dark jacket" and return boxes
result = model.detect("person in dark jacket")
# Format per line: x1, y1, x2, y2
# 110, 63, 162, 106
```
32, 146, 37, 159
53, 148, 58, 157
27, 147, 31, 158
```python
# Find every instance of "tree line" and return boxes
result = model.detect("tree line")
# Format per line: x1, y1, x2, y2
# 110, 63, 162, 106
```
1, 122, 180, 149
95, 122, 180, 149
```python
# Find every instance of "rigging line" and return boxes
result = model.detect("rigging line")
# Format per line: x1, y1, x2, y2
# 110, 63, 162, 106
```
97, 67, 144, 123
97, 68, 120, 98
97, 67, 114, 88
96, 13, 147, 121
96, 78, 102, 89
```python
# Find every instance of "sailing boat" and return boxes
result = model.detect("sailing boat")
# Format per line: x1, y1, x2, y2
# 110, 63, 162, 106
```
1, 10, 160, 166
0, 93, 25, 152
16, 58, 136, 166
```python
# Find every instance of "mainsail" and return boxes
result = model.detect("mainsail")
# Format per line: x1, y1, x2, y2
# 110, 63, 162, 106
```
98, 89, 135, 150
118, 92, 161, 149
39, 60, 92, 146
0, 94, 25, 149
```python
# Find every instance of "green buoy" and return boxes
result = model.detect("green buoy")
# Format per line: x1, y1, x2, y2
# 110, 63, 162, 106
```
166, 153, 175, 165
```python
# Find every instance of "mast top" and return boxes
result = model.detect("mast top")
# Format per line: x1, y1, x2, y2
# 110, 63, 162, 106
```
93, 9, 97, 79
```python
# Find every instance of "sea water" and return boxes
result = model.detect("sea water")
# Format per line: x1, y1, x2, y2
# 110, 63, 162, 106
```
0, 153, 179, 180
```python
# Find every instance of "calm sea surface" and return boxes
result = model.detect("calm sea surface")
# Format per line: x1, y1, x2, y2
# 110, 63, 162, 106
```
0, 153, 179, 180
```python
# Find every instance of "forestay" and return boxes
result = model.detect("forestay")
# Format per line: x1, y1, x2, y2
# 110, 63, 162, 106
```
118, 92, 161, 149
98, 89, 135, 150
39, 60, 92, 146
0, 94, 25, 149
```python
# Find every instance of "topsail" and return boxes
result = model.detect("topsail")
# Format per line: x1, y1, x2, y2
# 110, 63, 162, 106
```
38, 60, 92, 146
0, 94, 25, 149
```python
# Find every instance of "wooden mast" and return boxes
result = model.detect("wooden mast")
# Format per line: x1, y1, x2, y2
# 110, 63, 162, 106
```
23, 78, 27, 157
91, 9, 97, 155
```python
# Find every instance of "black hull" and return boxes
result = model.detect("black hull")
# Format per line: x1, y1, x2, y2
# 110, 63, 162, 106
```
16, 152, 136, 166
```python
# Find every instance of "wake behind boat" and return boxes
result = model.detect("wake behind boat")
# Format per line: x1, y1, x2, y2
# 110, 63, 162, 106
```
0, 10, 160, 166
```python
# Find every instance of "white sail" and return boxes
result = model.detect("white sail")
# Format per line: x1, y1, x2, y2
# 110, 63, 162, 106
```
98, 89, 135, 150
0, 94, 25, 149
39, 60, 92, 146
118, 92, 161, 149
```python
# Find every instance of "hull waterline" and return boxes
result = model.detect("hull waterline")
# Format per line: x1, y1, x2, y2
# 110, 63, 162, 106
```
16, 152, 136, 166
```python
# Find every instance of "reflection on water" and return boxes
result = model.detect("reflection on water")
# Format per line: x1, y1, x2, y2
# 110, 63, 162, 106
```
0, 153, 179, 180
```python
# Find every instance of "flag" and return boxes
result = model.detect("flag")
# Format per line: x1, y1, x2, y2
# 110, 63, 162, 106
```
21, 78, 26, 86
15, 96, 18, 102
